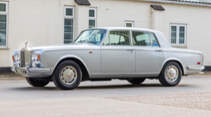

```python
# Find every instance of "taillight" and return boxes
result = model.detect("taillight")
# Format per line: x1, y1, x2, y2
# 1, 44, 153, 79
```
197, 62, 201, 65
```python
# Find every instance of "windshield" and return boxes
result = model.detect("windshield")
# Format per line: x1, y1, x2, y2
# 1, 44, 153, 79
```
74, 29, 107, 45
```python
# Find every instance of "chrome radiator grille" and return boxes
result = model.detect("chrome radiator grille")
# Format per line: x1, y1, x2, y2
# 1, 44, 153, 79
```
20, 50, 31, 67
20, 50, 25, 67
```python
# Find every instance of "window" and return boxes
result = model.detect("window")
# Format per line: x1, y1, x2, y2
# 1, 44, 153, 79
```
74, 29, 107, 45
64, 6, 74, 44
104, 30, 130, 46
0, 2, 8, 47
132, 31, 159, 47
125, 21, 134, 27
89, 8, 96, 28
170, 24, 186, 46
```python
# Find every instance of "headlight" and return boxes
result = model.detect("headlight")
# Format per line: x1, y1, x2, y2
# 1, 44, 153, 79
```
32, 54, 41, 67
13, 54, 20, 62
12, 51, 21, 67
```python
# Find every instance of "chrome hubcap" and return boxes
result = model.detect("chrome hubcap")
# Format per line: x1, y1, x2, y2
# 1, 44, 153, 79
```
60, 66, 77, 85
165, 65, 179, 83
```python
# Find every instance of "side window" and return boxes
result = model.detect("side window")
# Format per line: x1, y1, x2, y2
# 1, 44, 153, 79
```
104, 30, 130, 46
132, 31, 159, 47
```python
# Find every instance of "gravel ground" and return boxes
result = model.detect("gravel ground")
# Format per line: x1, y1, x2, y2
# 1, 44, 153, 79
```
0, 72, 211, 117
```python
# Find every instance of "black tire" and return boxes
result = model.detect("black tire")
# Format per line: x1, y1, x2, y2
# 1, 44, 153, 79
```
26, 77, 50, 87
53, 60, 82, 90
128, 78, 146, 85
159, 62, 182, 86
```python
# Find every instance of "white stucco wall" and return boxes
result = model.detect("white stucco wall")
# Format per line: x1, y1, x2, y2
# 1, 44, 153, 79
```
151, 4, 211, 65
0, 0, 210, 68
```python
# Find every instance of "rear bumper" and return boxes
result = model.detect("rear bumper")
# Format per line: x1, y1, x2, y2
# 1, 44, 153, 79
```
185, 65, 205, 75
11, 67, 51, 78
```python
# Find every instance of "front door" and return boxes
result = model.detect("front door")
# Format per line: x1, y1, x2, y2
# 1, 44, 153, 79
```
101, 30, 135, 77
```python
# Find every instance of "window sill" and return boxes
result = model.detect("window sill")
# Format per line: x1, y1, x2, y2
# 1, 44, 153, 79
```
0, 47, 9, 50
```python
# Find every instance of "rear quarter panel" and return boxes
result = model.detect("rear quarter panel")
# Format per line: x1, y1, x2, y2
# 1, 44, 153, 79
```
162, 48, 203, 75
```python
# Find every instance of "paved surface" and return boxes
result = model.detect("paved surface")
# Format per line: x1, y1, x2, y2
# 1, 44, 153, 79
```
0, 75, 211, 117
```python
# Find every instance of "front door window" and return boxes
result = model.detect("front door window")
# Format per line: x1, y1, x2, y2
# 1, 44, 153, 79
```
103, 30, 130, 46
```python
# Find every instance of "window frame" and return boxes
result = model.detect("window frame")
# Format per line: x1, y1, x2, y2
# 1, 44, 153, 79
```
0, 2, 8, 48
131, 30, 160, 48
88, 8, 97, 28
102, 30, 132, 46
64, 6, 74, 44
170, 23, 187, 47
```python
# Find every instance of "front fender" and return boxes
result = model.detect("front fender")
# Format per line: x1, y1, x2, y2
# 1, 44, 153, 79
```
52, 55, 90, 76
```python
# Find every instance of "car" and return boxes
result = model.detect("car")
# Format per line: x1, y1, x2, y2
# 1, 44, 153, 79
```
12, 27, 205, 90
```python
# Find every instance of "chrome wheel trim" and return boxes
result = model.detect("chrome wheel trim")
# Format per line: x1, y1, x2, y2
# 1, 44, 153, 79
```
59, 66, 78, 86
165, 65, 179, 83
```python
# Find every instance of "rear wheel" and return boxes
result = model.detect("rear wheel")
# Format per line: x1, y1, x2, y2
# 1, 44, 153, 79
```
128, 78, 146, 85
53, 60, 82, 90
159, 62, 182, 86
26, 77, 50, 87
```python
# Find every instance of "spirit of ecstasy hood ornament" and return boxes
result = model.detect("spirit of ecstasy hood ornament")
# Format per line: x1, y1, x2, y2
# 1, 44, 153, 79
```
24, 40, 29, 49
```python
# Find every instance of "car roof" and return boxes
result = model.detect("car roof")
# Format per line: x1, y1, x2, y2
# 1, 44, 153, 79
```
95, 27, 157, 33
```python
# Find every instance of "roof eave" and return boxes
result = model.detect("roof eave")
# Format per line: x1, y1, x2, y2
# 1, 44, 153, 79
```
142, 0, 211, 7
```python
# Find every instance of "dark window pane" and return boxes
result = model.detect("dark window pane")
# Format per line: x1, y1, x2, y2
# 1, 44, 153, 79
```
179, 26, 185, 44
64, 33, 73, 43
64, 18, 73, 44
65, 19, 73, 26
89, 9, 95, 17
0, 15, 6, 22
66, 8, 73, 16
171, 26, 177, 44
89, 20, 95, 28
0, 15, 6, 46
0, 23, 6, 32
126, 23, 132, 27
64, 26, 73, 32
0, 31, 6, 46
0, 3, 6, 12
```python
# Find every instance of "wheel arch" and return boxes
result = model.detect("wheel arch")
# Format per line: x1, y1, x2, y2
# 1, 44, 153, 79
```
53, 55, 90, 81
161, 58, 185, 75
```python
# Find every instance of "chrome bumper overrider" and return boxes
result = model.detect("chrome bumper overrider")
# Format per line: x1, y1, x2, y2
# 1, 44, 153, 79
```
11, 67, 51, 78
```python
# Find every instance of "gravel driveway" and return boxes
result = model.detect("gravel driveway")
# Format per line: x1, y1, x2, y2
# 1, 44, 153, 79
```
0, 73, 211, 117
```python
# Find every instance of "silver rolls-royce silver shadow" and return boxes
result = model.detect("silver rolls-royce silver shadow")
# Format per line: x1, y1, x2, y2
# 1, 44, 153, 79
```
12, 27, 204, 90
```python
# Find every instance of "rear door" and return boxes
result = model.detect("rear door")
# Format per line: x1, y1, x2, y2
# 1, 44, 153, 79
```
132, 31, 165, 75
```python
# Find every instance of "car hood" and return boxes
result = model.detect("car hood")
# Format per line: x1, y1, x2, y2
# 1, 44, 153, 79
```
27, 43, 98, 52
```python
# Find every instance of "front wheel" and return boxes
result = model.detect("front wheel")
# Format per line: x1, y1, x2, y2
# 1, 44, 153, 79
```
53, 60, 82, 90
159, 62, 182, 86
26, 77, 50, 87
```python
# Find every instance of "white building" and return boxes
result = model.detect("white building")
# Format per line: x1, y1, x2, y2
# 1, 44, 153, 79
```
0, 0, 211, 71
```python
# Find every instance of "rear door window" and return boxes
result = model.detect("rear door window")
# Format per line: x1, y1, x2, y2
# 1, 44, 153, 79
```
132, 31, 159, 47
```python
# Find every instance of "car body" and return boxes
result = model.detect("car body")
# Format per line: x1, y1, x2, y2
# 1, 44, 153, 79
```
12, 27, 204, 90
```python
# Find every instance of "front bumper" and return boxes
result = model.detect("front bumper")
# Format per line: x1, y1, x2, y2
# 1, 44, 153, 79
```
12, 67, 52, 78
